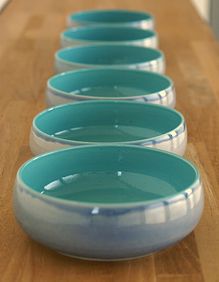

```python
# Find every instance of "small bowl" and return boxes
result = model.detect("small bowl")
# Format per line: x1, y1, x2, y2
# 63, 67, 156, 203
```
14, 145, 204, 261
61, 26, 158, 48
67, 9, 154, 30
55, 44, 165, 74
47, 69, 175, 108
29, 101, 186, 156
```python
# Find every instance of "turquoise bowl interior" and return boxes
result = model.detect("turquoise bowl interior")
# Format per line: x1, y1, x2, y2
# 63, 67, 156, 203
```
62, 26, 156, 43
69, 10, 153, 25
19, 145, 198, 204
48, 69, 172, 98
56, 45, 163, 66
33, 101, 183, 144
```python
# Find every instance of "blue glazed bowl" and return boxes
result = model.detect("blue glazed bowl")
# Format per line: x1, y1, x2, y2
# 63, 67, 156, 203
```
61, 26, 158, 48
46, 69, 175, 108
13, 145, 204, 261
55, 44, 165, 73
30, 100, 186, 156
67, 9, 154, 30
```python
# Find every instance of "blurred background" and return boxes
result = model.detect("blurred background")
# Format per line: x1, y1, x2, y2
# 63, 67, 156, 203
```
192, 0, 219, 38
1, 0, 218, 38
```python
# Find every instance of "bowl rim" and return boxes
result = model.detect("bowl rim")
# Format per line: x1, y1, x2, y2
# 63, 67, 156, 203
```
68, 9, 154, 26
32, 100, 185, 146
55, 44, 164, 69
47, 68, 173, 101
17, 145, 200, 208
60, 25, 157, 44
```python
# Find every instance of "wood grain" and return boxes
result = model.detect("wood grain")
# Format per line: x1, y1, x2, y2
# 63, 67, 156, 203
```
0, 0, 218, 281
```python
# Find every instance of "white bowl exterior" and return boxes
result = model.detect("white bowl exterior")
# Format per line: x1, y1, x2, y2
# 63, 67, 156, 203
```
14, 177, 203, 260
54, 57, 165, 74
61, 36, 158, 49
29, 124, 187, 156
29, 130, 69, 155
143, 128, 187, 156
46, 85, 176, 108
67, 18, 155, 30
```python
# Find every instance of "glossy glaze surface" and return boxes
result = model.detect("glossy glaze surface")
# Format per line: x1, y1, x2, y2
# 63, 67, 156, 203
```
41, 171, 179, 202
14, 145, 204, 260
53, 125, 161, 142
47, 69, 175, 107
55, 45, 165, 73
61, 26, 158, 48
1, 0, 217, 279
67, 9, 154, 30
30, 101, 186, 155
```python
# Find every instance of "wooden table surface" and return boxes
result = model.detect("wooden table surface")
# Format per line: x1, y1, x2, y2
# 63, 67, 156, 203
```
1, 0, 219, 281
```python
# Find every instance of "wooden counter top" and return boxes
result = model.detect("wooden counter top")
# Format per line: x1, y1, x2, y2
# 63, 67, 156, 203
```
0, 0, 219, 281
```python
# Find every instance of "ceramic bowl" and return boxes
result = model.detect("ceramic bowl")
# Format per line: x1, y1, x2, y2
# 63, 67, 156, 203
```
46, 69, 175, 108
14, 145, 204, 261
67, 9, 154, 30
61, 26, 158, 48
55, 45, 165, 74
29, 101, 187, 156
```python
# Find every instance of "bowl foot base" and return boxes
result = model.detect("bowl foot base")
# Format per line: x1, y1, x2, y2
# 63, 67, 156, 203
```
57, 251, 153, 262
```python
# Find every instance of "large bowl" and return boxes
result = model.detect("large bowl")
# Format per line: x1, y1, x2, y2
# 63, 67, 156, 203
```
61, 26, 158, 48
55, 44, 165, 74
14, 145, 204, 261
29, 101, 186, 156
67, 9, 154, 30
46, 69, 175, 108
